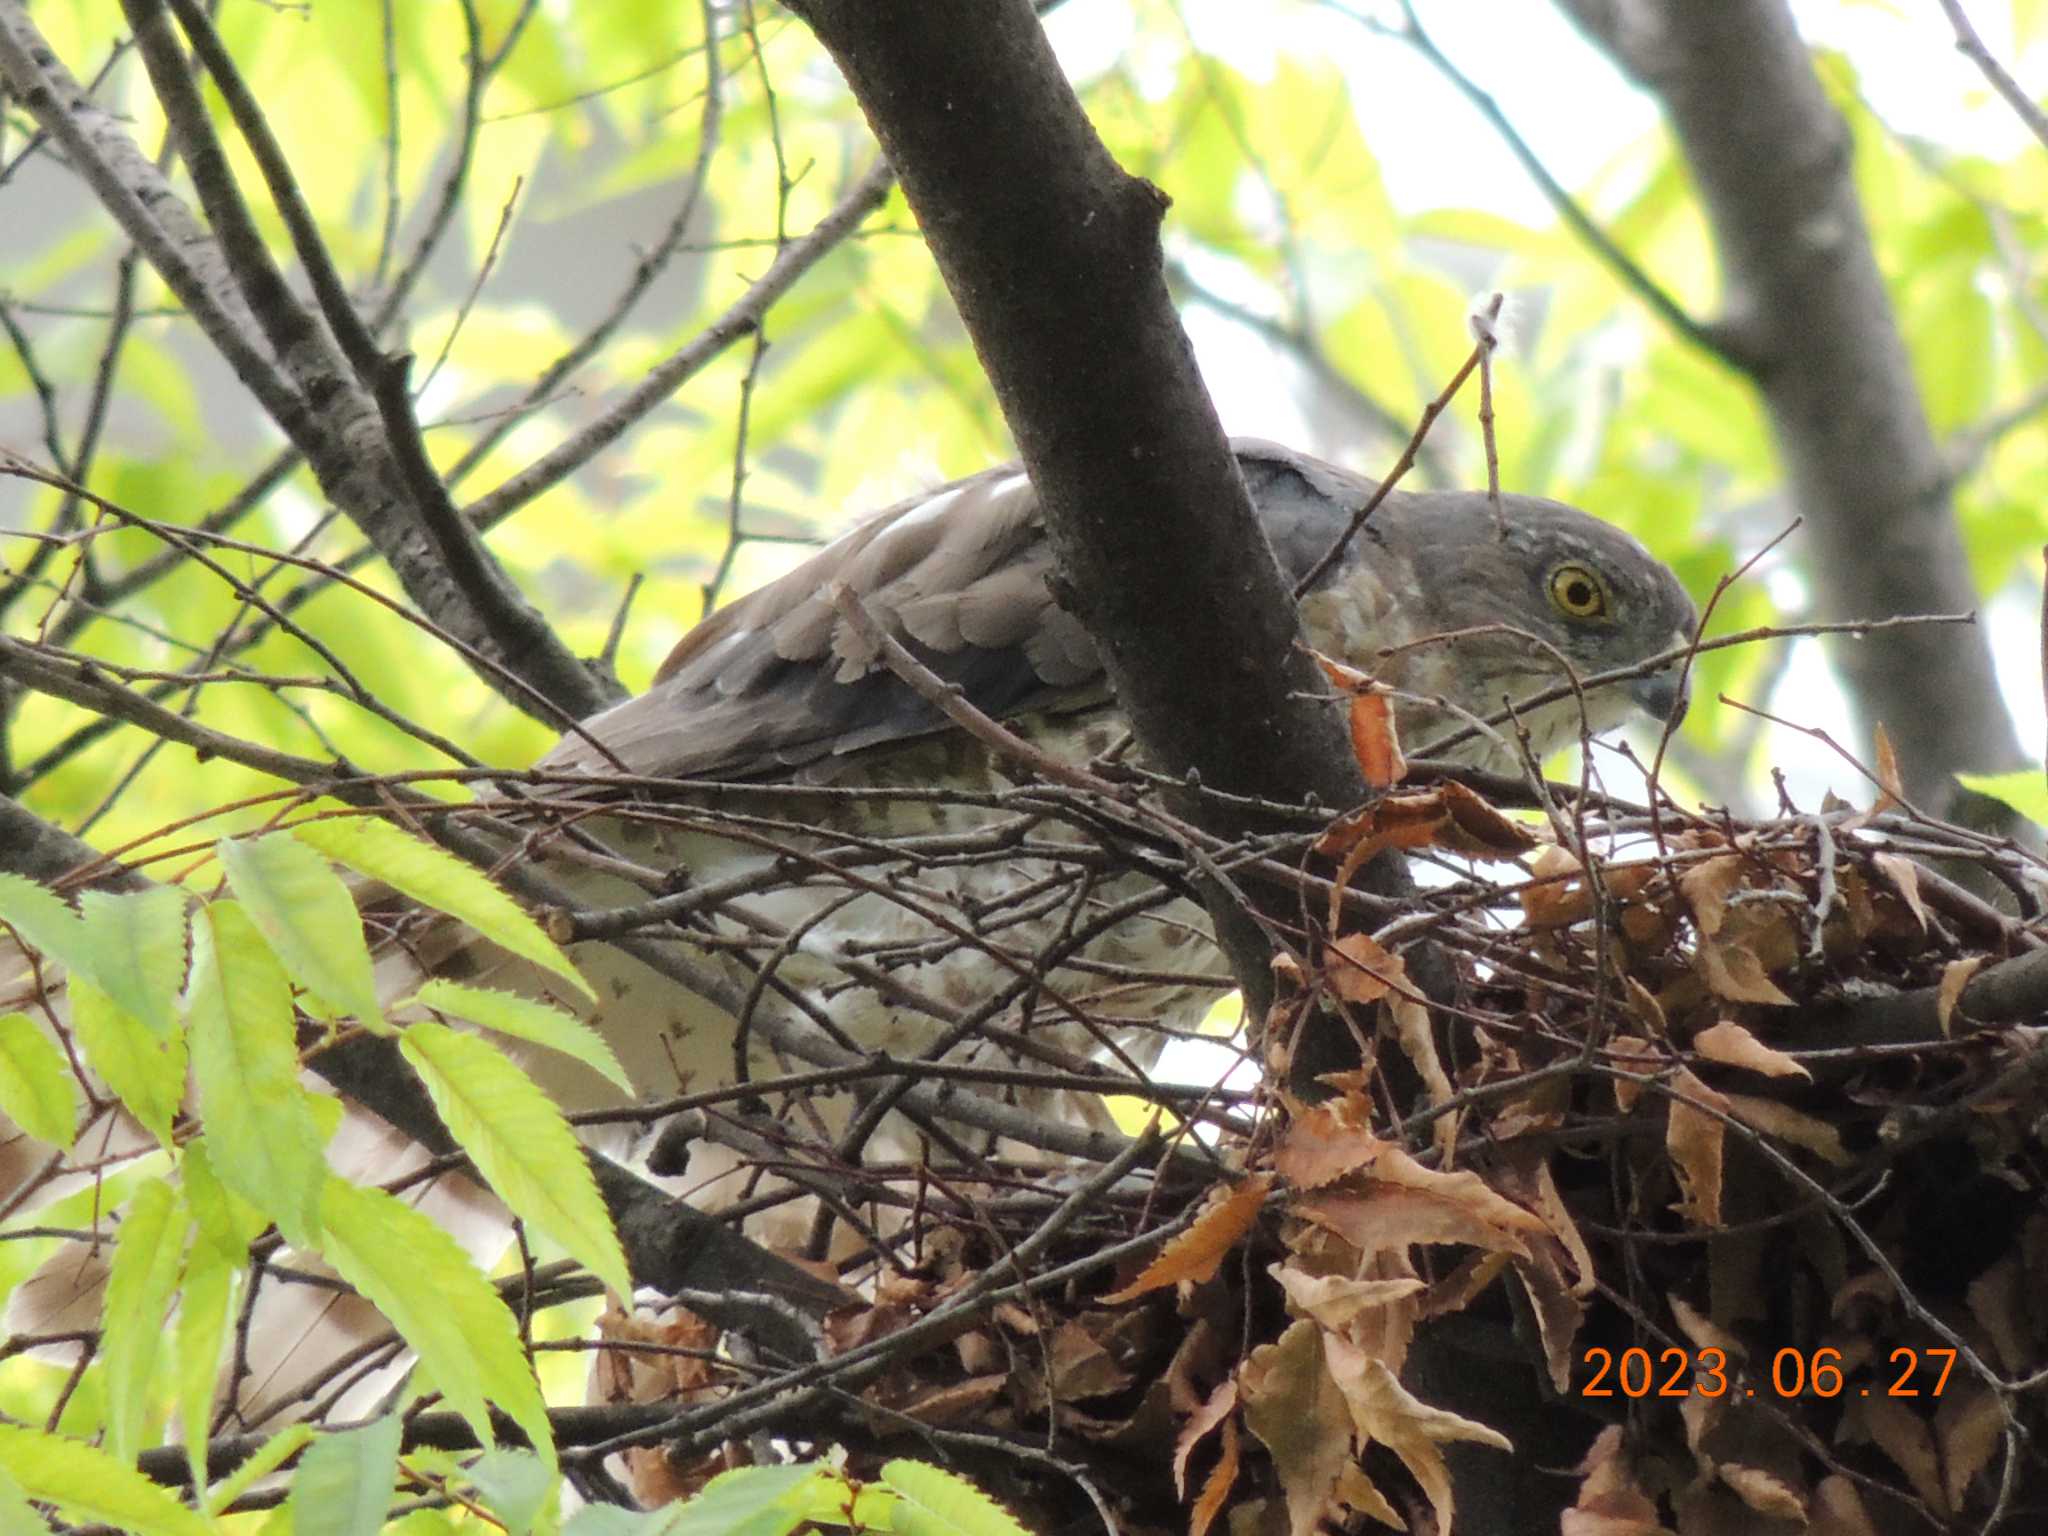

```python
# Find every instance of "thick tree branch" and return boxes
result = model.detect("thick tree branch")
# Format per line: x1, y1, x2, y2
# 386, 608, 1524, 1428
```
781, 0, 1392, 1010
1556, 0, 2027, 809
0, 1, 610, 724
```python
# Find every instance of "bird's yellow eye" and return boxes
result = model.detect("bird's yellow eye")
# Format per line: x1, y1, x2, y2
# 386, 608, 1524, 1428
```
1548, 562, 1609, 619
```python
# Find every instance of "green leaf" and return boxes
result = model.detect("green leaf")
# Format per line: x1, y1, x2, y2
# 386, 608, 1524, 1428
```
881, 1460, 1033, 1536
186, 901, 328, 1246
563, 1509, 660, 1536
0, 1463, 41, 1533
103, 1177, 192, 1461
293, 811, 592, 1001
201, 1424, 313, 1519
0, 1424, 214, 1536
176, 1242, 236, 1495
0, 871, 94, 979
290, 1414, 403, 1536
660, 1464, 831, 1536
0, 880, 189, 1045
71, 977, 185, 1147
318, 1178, 553, 1466
76, 887, 189, 1040
400, 1021, 630, 1298
217, 835, 383, 1029
409, 979, 629, 1091
1958, 769, 2048, 829
466, 1448, 557, 1536
182, 1136, 269, 1260
0, 1009, 78, 1147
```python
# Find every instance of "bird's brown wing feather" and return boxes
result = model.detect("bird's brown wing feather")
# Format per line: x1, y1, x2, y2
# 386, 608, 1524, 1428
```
538, 441, 1386, 785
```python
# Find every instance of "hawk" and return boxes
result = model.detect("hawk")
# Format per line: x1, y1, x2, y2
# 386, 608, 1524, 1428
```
3, 438, 1698, 1425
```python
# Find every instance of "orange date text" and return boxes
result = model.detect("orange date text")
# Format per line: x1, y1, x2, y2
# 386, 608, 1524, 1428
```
1578, 1346, 1955, 1399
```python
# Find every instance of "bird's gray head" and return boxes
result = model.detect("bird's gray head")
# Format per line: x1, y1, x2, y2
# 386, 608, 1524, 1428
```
1298, 489, 1699, 771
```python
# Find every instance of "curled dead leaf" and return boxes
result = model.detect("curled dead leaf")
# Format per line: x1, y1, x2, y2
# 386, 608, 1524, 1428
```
1273, 1098, 1379, 1189
1326, 931, 1400, 1006
1189, 1415, 1240, 1536
1666, 1071, 1728, 1226
1937, 956, 1984, 1035
1306, 647, 1406, 789
1173, 1379, 1238, 1500
1722, 1093, 1851, 1165
1105, 1174, 1272, 1303
1717, 1464, 1806, 1522
1693, 934, 1795, 1007
1692, 1021, 1810, 1081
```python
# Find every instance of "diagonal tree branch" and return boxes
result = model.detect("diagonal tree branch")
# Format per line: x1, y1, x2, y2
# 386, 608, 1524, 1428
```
1555, 0, 2027, 810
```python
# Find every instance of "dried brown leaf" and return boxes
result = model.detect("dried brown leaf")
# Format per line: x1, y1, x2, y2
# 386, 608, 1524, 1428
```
1522, 843, 1593, 928
1677, 853, 1744, 938
1935, 1385, 2005, 1512
1299, 1187, 1536, 1263
1419, 1251, 1510, 1320
1967, 1255, 2032, 1374
1239, 1320, 1350, 1536
1869, 853, 1929, 932
1722, 1093, 1851, 1165
1333, 1463, 1402, 1529
1873, 722, 1905, 815
1385, 990, 1457, 1161
1668, 1295, 1743, 1361
1606, 1034, 1662, 1113
1563, 1426, 1674, 1536
1106, 1174, 1272, 1303
1859, 1395, 1945, 1514
1189, 1414, 1240, 1536
1174, 1379, 1237, 1500
1273, 1099, 1379, 1189
1693, 937, 1795, 1007
1666, 1071, 1728, 1226
1809, 1475, 1880, 1536
1937, 956, 1984, 1035
1325, 1334, 1510, 1536
1693, 1021, 1810, 1081
1717, 1464, 1805, 1522
1513, 1239, 1588, 1393
1326, 931, 1400, 1006
1271, 1264, 1425, 1332
1437, 780, 1539, 858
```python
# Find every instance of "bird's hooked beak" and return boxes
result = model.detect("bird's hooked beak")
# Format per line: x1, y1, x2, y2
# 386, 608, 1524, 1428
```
1629, 665, 1690, 729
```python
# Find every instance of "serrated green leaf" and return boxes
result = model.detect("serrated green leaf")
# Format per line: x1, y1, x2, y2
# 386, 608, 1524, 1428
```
881, 1460, 1032, 1536
290, 1414, 403, 1536
182, 1136, 269, 1260
0, 1462, 39, 1532
400, 1021, 629, 1298
0, 1424, 214, 1536
71, 977, 185, 1147
103, 1177, 192, 1460
202, 1424, 313, 1519
1958, 769, 2048, 829
0, 1009, 78, 1147
217, 836, 383, 1030
563, 1508, 659, 1536
0, 871, 94, 979
466, 1448, 556, 1536
292, 812, 592, 1000
409, 979, 629, 1091
318, 1179, 553, 1466
76, 886, 189, 1040
660, 1465, 831, 1536
176, 1242, 236, 1496
186, 902, 328, 1246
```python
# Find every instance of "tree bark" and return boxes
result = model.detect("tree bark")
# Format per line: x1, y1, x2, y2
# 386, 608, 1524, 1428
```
1558, 0, 2028, 809
780, 0, 1395, 1008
